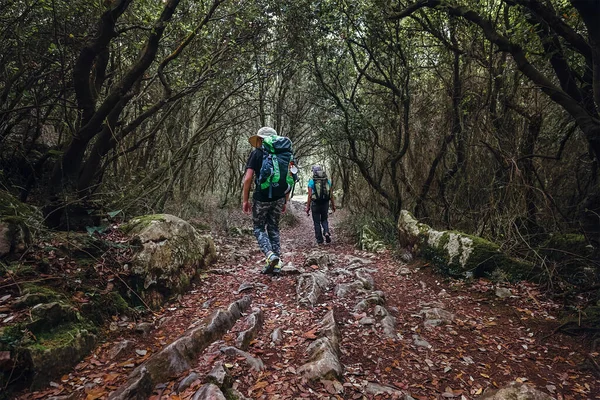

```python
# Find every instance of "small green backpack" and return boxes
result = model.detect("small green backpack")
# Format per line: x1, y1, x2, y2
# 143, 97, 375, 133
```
312, 169, 331, 201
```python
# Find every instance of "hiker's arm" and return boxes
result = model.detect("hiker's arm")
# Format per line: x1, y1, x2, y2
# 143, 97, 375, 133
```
305, 188, 312, 214
242, 169, 254, 213
282, 192, 290, 213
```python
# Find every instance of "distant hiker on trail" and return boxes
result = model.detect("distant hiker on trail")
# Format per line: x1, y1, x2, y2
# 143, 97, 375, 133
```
306, 165, 335, 245
242, 127, 296, 275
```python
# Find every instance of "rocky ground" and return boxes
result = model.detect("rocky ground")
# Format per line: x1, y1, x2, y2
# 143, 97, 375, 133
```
12, 202, 599, 399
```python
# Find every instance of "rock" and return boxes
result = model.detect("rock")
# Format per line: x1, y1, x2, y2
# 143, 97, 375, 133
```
122, 214, 217, 309
177, 372, 200, 393
25, 327, 97, 389
298, 310, 342, 381
397, 210, 531, 279
0, 190, 42, 257
365, 382, 405, 397
226, 388, 251, 400
236, 308, 263, 350
108, 340, 135, 360
397, 266, 412, 275
135, 322, 154, 335
381, 315, 397, 339
192, 383, 226, 400
419, 306, 454, 328
344, 255, 374, 270
281, 264, 301, 275
26, 302, 78, 332
495, 287, 513, 299
236, 282, 255, 293
13, 291, 58, 309
359, 317, 376, 325
271, 328, 283, 344
304, 251, 333, 270
480, 382, 555, 399
412, 334, 432, 349
296, 271, 329, 307
109, 296, 251, 400
373, 305, 388, 318
356, 269, 375, 290
219, 346, 264, 371
205, 362, 232, 388
334, 281, 363, 298
354, 291, 386, 311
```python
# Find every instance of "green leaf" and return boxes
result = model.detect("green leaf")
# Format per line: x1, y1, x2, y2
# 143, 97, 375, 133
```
107, 209, 122, 218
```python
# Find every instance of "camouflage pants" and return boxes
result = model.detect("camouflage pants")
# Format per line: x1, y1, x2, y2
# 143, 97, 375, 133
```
252, 197, 285, 256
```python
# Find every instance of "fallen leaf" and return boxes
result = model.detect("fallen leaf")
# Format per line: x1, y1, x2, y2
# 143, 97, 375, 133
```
302, 329, 318, 339
252, 381, 269, 390
85, 388, 107, 400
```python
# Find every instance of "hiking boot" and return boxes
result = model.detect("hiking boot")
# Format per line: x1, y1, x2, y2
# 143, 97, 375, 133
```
324, 232, 331, 243
261, 252, 279, 274
273, 259, 283, 275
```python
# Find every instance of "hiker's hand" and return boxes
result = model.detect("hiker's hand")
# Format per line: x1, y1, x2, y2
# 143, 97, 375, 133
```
243, 201, 251, 214
282, 203, 287, 213
305, 207, 310, 216
331, 205, 336, 212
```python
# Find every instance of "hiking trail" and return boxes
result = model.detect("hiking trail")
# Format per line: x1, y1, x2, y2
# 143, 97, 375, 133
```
18, 201, 598, 400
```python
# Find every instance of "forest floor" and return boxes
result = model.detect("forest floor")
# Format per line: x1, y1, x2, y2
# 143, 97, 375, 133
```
14, 201, 600, 400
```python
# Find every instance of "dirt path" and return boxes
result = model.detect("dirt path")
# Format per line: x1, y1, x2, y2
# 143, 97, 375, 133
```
20, 202, 599, 399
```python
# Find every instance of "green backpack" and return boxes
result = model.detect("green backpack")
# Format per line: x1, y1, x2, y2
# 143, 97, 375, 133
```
258, 136, 295, 199
311, 169, 331, 201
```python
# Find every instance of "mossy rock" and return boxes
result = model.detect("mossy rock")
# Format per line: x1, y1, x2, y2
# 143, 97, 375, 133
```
0, 190, 42, 257
22, 323, 97, 389
123, 214, 217, 309
119, 214, 167, 235
399, 210, 533, 280
12, 284, 65, 309
0, 322, 97, 390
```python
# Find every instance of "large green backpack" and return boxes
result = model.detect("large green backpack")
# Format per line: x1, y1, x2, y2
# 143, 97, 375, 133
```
257, 136, 295, 199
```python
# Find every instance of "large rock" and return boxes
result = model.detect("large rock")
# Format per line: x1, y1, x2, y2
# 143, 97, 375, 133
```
298, 310, 342, 381
123, 214, 217, 308
0, 190, 42, 257
397, 210, 531, 279
109, 296, 251, 400
481, 382, 554, 399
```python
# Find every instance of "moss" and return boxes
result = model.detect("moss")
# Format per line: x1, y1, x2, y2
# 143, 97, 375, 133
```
120, 214, 167, 235
0, 191, 38, 221
541, 234, 594, 261
0, 323, 27, 349
21, 284, 64, 300
422, 229, 532, 280
83, 291, 131, 324
29, 322, 96, 351
2, 262, 36, 277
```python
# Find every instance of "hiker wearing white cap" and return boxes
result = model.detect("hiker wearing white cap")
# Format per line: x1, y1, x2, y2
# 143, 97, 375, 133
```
242, 127, 294, 274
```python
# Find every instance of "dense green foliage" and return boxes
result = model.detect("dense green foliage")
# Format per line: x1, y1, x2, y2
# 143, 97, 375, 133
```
1, 0, 598, 272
